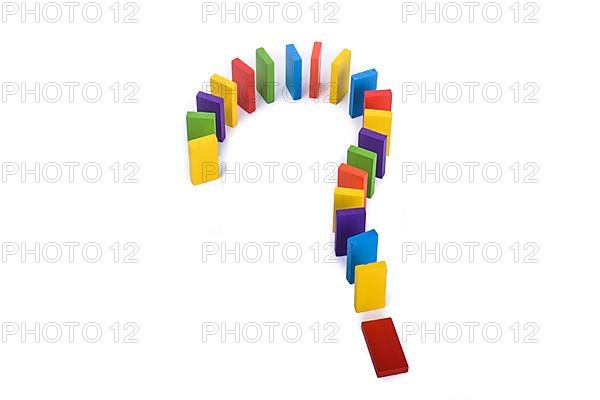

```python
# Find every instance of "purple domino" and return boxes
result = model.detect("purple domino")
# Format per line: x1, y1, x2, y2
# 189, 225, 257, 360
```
196, 91, 226, 142
358, 128, 387, 178
335, 208, 366, 256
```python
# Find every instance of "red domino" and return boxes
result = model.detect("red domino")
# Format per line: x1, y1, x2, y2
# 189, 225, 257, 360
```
364, 89, 392, 111
338, 163, 368, 205
309, 41, 322, 99
232, 58, 256, 114
361, 317, 409, 378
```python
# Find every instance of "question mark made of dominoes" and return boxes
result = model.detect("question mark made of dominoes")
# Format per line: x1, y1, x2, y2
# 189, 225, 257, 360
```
185, 42, 408, 379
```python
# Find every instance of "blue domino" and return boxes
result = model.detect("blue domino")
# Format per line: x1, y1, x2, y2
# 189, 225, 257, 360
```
346, 229, 379, 284
349, 69, 378, 118
285, 44, 302, 100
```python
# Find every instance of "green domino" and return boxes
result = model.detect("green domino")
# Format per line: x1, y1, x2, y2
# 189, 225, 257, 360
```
256, 47, 275, 104
347, 145, 377, 198
186, 111, 216, 141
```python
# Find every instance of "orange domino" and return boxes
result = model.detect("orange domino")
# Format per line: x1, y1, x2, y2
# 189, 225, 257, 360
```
309, 41, 322, 99
338, 163, 367, 205
364, 89, 392, 111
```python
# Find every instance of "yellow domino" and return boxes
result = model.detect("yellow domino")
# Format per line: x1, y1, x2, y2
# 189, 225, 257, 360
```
333, 186, 365, 231
363, 108, 393, 155
210, 74, 238, 128
329, 49, 352, 105
354, 261, 387, 313
188, 134, 219, 185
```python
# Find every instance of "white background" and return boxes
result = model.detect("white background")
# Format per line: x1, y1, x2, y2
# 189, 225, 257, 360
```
1, 0, 599, 398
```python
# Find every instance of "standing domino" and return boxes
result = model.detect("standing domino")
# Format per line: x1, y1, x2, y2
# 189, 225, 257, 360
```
349, 69, 378, 118
285, 44, 302, 100
210, 74, 238, 128
329, 49, 352, 104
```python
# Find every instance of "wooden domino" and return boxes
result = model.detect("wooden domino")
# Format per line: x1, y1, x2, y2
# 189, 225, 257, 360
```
285, 44, 302, 100
358, 128, 387, 179
347, 145, 377, 199
188, 134, 219, 185
335, 208, 366, 256
363, 109, 392, 155
256, 47, 275, 104
354, 261, 387, 313
347, 229, 378, 284
232, 58, 256, 114
309, 41, 322, 99
349, 69, 378, 118
362, 317, 409, 377
196, 91, 226, 142
186, 111, 216, 142
329, 49, 351, 104
364, 89, 392, 112
332, 187, 365, 231
210, 74, 238, 128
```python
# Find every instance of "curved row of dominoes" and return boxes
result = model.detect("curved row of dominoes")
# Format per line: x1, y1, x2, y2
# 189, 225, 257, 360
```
185, 42, 409, 378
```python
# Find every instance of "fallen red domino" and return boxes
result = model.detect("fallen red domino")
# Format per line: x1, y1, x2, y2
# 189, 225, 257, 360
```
362, 317, 409, 378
